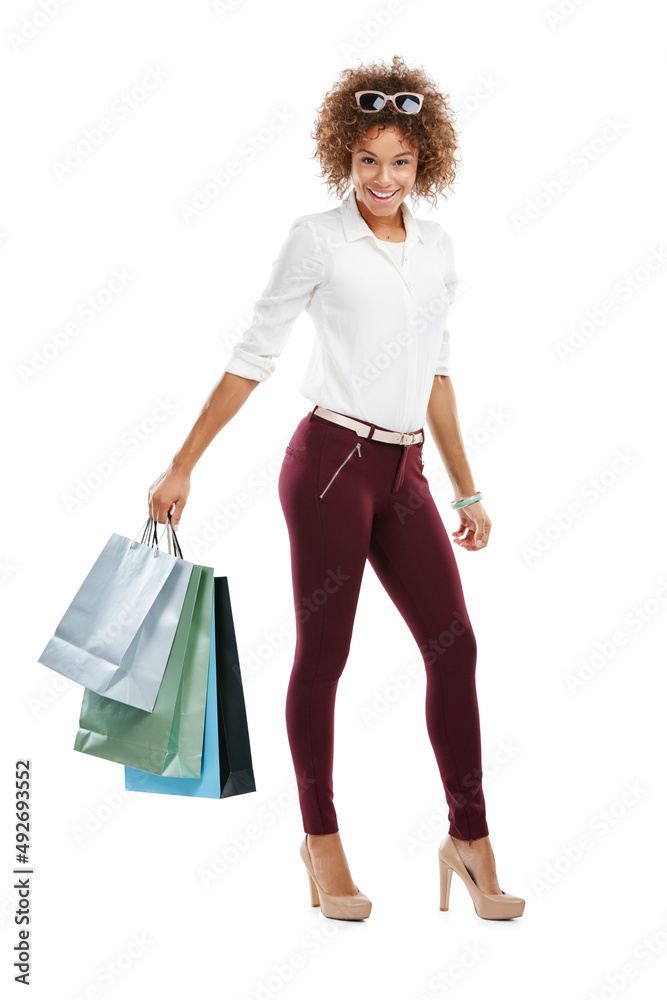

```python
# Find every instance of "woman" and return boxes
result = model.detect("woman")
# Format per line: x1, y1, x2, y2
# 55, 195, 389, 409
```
148, 55, 524, 922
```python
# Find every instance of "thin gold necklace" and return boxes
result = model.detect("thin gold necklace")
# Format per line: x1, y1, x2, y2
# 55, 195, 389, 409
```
369, 222, 406, 241
355, 190, 405, 240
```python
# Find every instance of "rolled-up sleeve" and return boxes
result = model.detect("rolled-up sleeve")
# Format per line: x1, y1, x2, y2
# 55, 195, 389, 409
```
433, 227, 458, 377
224, 218, 326, 382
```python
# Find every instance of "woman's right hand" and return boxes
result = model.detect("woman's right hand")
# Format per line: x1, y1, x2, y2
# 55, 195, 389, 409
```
147, 466, 191, 529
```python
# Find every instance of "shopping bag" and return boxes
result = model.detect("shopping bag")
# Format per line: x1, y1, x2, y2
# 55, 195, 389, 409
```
73, 564, 214, 775
214, 576, 256, 798
124, 596, 222, 797
123, 575, 256, 799
38, 517, 193, 711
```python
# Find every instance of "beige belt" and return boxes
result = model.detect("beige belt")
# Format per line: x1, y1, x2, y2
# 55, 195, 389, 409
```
313, 405, 424, 446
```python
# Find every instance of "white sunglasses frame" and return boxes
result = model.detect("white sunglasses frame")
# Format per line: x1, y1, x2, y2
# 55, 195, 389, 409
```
354, 90, 424, 114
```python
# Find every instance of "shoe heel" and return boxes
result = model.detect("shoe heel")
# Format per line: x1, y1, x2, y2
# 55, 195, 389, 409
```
438, 836, 525, 920
308, 872, 320, 907
439, 860, 454, 911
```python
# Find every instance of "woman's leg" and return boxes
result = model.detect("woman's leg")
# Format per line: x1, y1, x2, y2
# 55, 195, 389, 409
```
278, 412, 376, 835
367, 443, 489, 843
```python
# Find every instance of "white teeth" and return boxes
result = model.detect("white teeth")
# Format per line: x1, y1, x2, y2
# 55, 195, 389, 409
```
369, 189, 397, 198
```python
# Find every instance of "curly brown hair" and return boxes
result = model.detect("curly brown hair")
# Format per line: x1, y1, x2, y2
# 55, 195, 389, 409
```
310, 54, 460, 210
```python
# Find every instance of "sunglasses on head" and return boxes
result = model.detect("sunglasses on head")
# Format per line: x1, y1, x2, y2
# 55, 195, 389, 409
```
355, 90, 424, 114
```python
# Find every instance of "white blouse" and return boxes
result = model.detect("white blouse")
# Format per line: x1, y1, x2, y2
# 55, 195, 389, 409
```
375, 235, 406, 267
223, 188, 458, 432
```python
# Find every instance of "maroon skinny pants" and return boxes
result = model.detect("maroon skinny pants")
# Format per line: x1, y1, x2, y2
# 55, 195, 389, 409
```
277, 406, 489, 842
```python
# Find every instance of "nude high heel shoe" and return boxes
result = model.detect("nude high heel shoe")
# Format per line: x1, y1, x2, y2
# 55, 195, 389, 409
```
299, 836, 372, 920
438, 835, 525, 920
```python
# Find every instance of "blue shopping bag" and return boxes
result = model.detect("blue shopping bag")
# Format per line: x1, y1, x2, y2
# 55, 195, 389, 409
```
123, 602, 220, 798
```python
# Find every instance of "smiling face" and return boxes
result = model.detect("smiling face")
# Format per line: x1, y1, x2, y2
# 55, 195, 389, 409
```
349, 125, 419, 219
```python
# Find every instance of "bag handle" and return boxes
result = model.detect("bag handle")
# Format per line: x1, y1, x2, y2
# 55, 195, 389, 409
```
133, 510, 184, 559
160, 510, 184, 559
133, 517, 157, 546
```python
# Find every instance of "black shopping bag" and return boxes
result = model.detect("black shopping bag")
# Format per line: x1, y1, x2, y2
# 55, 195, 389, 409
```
214, 576, 256, 798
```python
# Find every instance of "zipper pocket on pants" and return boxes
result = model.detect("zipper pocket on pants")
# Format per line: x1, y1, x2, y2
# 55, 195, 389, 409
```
319, 442, 362, 499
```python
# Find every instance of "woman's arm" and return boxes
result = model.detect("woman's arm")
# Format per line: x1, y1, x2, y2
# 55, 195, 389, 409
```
148, 219, 326, 528
425, 374, 491, 551
148, 371, 259, 527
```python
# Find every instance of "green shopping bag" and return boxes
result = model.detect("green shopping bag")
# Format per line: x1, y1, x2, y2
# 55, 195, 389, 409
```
73, 564, 214, 776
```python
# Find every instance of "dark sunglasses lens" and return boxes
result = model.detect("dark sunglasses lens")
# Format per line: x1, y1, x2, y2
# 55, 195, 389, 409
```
395, 93, 421, 113
358, 92, 385, 111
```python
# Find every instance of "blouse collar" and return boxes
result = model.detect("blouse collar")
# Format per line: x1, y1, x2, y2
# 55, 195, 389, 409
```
340, 187, 425, 247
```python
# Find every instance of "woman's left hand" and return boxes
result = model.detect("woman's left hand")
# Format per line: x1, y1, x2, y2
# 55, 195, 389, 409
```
451, 501, 491, 551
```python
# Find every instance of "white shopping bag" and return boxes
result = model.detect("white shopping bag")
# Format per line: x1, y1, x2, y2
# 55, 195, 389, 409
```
38, 516, 194, 711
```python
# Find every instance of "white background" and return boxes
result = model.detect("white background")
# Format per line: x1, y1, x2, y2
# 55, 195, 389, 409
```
2, 1, 666, 998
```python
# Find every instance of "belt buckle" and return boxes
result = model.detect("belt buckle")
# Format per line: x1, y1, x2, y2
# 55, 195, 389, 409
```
399, 431, 415, 446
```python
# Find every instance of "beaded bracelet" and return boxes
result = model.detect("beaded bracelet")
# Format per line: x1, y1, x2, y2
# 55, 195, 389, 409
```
451, 491, 483, 510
